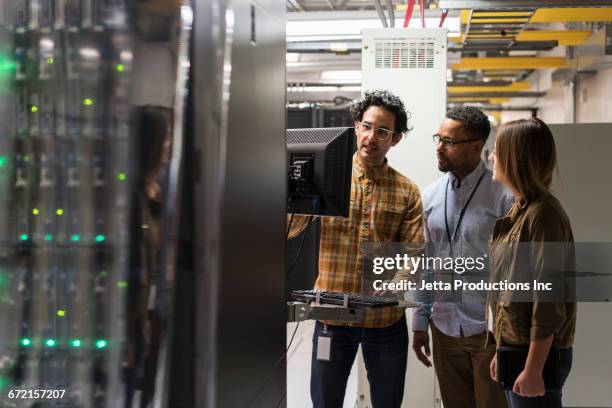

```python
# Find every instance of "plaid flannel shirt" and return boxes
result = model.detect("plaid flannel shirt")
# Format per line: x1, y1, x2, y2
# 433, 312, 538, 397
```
289, 154, 424, 328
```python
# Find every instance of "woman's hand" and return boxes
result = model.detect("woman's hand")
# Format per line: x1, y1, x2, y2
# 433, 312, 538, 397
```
512, 369, 546, 397
489, 353, 498, 382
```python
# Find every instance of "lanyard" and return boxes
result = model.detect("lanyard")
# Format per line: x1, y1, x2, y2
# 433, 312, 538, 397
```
444, 169, 487, 244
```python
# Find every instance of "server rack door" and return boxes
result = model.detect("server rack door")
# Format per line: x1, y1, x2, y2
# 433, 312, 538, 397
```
0, 1, 191, 407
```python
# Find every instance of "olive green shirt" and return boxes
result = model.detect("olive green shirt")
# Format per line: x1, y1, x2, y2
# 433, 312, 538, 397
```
490, 194, 576, 349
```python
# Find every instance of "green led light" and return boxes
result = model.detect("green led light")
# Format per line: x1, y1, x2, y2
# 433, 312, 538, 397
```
116, 64, 125, 72
31, 105, 38, 113
95, 234, 105, 243
56, 208, 64, 216
57, 310, 66, 317
23, 155, 29, 162
44, 338, 57, 348
83, 98, 94, 107
71, 234, 80, 242
117, 172, 126, 181
0, 156, 6, 167
0, 376, 8, 388
46, 57, 54, 65
117, 281, 128, 289
95, 339, 107, 349
20, 337, 32, 347
19, 234, 28, 241
44, 234, 53, 241
32, 208, 39, 215
99, 271, 108, 278
69, 338, 81, 348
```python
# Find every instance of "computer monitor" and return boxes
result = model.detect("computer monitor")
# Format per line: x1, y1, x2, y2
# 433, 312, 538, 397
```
286, 127, 355, 217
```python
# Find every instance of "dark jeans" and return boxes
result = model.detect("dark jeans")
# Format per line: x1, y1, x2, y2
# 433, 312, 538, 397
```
505, 348, 573, 408
310, 318, 408, 408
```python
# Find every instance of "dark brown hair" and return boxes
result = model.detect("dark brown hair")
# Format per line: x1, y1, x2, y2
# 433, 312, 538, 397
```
495, 117, 557, 203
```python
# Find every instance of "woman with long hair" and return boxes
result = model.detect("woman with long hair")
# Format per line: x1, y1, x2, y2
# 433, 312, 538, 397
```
487, 117, 576, 408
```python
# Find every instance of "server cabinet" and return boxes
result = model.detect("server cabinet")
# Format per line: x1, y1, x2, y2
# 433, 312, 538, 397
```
193, 0, 287, 406
0, 1, 191, 407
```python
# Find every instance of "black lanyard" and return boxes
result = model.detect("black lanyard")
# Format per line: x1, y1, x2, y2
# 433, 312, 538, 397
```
444, 169, 487, 244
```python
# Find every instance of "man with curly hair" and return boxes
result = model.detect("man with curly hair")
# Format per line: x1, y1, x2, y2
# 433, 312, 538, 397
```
290, 90, 424, 407
411, 106, 513, 408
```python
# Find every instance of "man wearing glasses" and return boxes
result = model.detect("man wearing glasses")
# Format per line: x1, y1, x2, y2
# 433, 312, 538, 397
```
290, 90, 424, 407
411, 107, 513, 408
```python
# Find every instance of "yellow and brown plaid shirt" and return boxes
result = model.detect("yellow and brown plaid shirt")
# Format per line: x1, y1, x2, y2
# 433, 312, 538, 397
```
289, 154, 424, 328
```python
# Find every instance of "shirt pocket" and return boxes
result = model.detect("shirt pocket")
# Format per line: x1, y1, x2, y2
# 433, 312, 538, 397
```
372, 201, 405, 240
462, 208, 497, 243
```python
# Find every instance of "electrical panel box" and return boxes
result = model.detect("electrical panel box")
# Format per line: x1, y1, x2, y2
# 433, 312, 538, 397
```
361, 28, 447, 190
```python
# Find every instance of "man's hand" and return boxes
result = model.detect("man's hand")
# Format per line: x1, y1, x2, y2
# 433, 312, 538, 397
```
512, 369, 546, 397
412, 330, 432, 367
490, 353, 498, 382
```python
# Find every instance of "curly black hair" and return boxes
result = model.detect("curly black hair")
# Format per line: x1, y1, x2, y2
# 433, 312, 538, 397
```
446, 106, 490, 141
350, 90, 411, 135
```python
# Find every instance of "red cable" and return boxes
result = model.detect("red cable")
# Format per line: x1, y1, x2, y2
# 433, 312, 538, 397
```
420, 0, 425, 28
439, 9, 448, 27
403, 0, 415, 28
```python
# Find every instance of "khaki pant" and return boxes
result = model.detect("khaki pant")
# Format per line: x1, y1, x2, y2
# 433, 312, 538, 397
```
431, 322, 507, 408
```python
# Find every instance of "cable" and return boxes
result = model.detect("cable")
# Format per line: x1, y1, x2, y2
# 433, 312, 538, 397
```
286, 199, 319, 278
403, 0, 415, 28
419, 0, 425, 28
439, 9, 448, 27
286, 195, 297, 238
373, 0, 388, 27
248, 322, 301, 408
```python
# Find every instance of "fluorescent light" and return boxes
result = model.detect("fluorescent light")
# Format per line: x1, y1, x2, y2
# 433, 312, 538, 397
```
286, 53, 301, 63
287, 17, 460, 40
287, 86, 361, 93
288, 35, 362, 42
320, 70, 361, 80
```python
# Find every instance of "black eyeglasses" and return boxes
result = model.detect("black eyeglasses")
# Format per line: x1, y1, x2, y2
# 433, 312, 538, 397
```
433, 134, 482, 147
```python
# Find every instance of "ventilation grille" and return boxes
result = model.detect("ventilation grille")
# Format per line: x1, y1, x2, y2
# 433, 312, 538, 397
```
374, 41, 435, 69
287, 127, 349, 144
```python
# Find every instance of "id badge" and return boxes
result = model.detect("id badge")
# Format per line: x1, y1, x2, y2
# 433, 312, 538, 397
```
316, 328, 332, 362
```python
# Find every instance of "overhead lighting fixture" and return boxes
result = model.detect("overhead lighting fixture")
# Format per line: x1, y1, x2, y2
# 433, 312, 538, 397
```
320, 70, 361, 81
286, 53, 300, 63
287, 17, 460, 42
287, 85, 361, 93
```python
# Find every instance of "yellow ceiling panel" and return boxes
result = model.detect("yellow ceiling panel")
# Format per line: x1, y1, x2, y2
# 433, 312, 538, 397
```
472, 12, 533, 17
469, 18, 530, 23
531, 8, 612, 22
448, 82, 531, 94
516, 30, 591, 46
448, 97, 511, 103
452, 57, 566, 70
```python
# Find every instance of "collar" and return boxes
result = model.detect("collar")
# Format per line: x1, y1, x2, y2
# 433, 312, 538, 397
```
448, 160, 486, 189
353, 153, 388, 180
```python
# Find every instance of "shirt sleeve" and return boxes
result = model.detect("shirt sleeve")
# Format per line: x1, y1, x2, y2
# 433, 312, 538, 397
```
412, 220, 433, 332
286, 214, 312, 240
393, 185, 425, 283
528, 211, 572, 342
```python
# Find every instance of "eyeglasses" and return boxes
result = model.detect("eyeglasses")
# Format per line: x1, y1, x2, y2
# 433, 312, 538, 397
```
433, 134, 482, 148
357, 122, 397, 141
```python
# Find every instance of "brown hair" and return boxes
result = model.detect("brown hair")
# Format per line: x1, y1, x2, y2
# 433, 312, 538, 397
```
495, 117, 557, 203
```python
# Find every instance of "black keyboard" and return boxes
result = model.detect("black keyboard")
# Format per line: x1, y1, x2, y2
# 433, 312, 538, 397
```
291, 290, 399, 308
